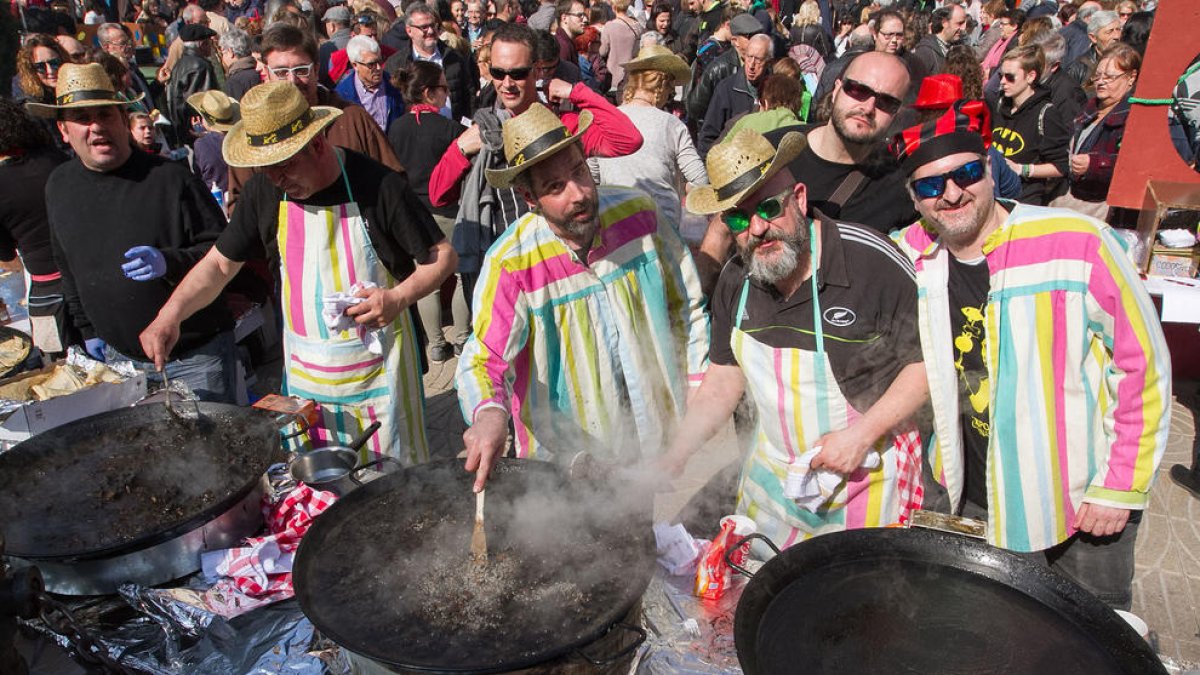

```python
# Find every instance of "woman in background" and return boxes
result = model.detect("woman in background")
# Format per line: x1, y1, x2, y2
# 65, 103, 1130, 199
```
389, 62, 471, 363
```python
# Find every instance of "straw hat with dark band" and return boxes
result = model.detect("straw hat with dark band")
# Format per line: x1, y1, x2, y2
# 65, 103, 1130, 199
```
623, 44, 691, 82
187, 89, 241, 132
222, 82, 341, 168
686, 129, 808, 215
485, 103, 593, 189
26, 62, 144, 118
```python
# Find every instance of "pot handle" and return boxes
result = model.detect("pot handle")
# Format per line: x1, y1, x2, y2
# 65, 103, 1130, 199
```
349, 455, 402, 485
572, 622, 647, 666
725, 533, 780, 579
278, 413, 313, 441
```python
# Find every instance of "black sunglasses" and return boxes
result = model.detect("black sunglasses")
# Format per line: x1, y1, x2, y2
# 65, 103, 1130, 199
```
841, 78, 902, 115
34, 58, 63, 72
1001, 71, 1018, 83
489, 65, 532, 81
909, 159, 986, 199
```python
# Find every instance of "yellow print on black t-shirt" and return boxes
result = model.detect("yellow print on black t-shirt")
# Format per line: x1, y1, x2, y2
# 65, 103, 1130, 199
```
953, 304, 990, 439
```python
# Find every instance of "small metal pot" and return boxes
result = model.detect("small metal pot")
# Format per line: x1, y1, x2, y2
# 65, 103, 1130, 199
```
289, 422, 396, 496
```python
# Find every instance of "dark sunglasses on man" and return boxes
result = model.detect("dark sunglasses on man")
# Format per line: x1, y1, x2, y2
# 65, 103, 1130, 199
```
489, 65, 532, 81
909, 159, 986, 199
840, 78, 903, 115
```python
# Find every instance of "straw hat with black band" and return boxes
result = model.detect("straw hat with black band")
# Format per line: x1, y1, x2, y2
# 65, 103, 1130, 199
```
26, 62, 144, 119
222, 82, 342, 168
623, 44, 691, 83
187, 89, 241, 132
686, 129, 808, 215
484, 103, 593, 189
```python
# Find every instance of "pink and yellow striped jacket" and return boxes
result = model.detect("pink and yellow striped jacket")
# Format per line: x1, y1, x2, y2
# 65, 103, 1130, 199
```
895, 204, 1171, 552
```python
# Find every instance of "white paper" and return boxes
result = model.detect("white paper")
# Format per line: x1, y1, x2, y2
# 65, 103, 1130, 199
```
1159, 278, 1200, 324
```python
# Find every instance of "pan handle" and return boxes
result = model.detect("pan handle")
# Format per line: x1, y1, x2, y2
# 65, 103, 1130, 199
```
278, 413, 313, 441
725, 533, 780, 579
350, 455, 402, 485
572, 622, 647, 666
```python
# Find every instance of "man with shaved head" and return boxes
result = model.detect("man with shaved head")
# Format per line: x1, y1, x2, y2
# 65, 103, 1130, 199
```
698, 33, 773, 155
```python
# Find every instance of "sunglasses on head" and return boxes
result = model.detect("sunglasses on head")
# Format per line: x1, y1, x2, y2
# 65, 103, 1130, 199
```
721, 188, 793, 233
909, 159, 986, 199
34, 58, 63, 72
841, 78, 902, 115
489, 65, 532, 81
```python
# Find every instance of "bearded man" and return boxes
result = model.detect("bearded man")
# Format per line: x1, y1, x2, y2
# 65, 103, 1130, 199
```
456, 103, 708, 492
660, 129, 929, 554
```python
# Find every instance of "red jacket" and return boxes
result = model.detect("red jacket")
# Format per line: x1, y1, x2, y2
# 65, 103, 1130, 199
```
428, 82, 643, 207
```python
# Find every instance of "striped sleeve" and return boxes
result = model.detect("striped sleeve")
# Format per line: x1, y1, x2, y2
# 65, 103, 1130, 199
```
455, 240, 531, 423
1082, 226, 1172, 508
654, 217, 710, 384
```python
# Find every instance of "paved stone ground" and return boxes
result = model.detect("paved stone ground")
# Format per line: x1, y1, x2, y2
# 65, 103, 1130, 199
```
423, 351, 1200, 668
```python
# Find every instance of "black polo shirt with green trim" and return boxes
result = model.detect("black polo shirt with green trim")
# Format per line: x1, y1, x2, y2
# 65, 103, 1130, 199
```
710, 212, 923, 413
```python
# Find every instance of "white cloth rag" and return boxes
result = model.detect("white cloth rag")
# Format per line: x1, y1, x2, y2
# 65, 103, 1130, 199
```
784, 446, 882, 512
321, 281, 385, 354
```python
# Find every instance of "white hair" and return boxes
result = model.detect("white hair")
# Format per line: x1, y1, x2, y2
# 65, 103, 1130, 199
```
1086, 10, 1118, 35
346, 34, 381, 63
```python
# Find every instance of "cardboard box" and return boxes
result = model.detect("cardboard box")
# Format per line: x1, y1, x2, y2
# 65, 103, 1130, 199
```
0, 365, 148, 444
1148, 246, 1199, 279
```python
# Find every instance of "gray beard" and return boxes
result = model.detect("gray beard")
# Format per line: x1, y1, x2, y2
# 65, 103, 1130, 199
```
743, 227, 809, 285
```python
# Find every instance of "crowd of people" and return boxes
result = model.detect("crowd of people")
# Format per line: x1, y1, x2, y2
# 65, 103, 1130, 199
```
1, 0, 1194, 621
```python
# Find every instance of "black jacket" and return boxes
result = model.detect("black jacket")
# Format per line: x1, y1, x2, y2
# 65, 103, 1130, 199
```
223, 56, 261, 101
699, 69, 757, 155
166, 48, 219, 139
687, 47, 740, 125
1045, 67, 1087, 130
388, 109, 466, 218
1066, 46, 1099, 89
989, 86, 1070, 205
384, 37, 475, 122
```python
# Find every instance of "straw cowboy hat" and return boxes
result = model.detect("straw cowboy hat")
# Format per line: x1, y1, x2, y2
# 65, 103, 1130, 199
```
484, 103, 593, 189
686, 129, 808, 215
187, 89, 241, 132
25, 62, 144, 118
623, 44, 691, 82
222, 82, 342, 168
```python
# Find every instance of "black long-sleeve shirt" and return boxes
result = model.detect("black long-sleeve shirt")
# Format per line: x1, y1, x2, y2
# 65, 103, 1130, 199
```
0, 148, 67, 276
46, 150, 232, 360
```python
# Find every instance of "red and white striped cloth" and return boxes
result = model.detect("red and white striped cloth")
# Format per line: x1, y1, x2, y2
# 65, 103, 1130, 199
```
203, 483, 336, 609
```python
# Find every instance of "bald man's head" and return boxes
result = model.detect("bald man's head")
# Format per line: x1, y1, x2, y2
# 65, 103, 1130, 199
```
830, 52, 910, 146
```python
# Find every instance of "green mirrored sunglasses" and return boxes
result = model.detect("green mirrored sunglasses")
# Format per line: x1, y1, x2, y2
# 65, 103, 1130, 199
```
721, 188, 794, 233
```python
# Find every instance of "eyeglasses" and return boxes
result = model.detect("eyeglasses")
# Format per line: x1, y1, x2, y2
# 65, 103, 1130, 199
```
1118, 11, 1132, 17
1092, 70, 1128, 84
909, 159, 986, 199
33, 58, 63, 72
268, 63, 315, 79
1000, 71, 1019, 83
409, 21, 439, 33
489, 65, 532, 81
721, 188, 793, 233
565, 11, 587, 18
840, 78, 902, 115
355, 60, 384, 69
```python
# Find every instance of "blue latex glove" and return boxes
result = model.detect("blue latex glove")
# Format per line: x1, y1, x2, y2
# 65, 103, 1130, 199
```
84, 337, 106, 362
122, 245, 167, 281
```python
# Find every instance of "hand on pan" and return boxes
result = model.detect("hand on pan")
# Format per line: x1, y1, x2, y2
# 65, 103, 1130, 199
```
808, 426, 873, 476
463, 407, 509, 492
1073, 502, 1130, 537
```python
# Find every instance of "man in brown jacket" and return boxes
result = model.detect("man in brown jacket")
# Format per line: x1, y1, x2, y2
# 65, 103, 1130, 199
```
225, 24, 403, 211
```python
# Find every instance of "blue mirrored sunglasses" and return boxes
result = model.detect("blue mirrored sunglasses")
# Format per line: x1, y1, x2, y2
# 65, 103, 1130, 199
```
909, 159, 986, 199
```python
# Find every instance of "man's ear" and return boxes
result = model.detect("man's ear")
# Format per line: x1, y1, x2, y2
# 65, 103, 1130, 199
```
515, 183, 538, 210
56, 120, 69, 145
792, 181, 807, 216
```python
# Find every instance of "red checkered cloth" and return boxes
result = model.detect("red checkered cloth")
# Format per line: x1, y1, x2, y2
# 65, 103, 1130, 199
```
208, 483, 337, 599
892, 427, 925, 525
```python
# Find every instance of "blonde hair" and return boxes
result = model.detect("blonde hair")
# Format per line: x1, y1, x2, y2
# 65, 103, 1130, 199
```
622, 70, 673, 107
611, 0, 631, 13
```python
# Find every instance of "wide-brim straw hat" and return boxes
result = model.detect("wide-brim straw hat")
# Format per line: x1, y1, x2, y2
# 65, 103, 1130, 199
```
485, 103, 593, 189
623, 44, 691, 83
26, 62, 144, 118
187, 89, 241, 132
686, 129, 808, 215
222, 81, 342, 168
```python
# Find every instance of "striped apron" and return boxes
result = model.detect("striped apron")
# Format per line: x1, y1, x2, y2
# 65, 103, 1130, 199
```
276, 156, 429, 465
732, 221, 922, 556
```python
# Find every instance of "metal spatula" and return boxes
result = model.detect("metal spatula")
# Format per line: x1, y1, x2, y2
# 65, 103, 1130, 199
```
470, 490, 487, 567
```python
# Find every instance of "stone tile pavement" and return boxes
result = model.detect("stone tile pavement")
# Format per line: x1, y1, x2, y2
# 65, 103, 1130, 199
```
424, 352, 1200, 669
